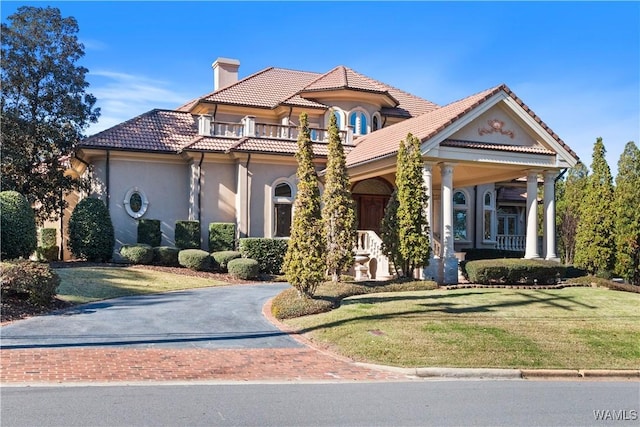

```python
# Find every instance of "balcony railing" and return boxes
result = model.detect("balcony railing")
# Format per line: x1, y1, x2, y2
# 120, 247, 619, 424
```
204, 116, 352, 144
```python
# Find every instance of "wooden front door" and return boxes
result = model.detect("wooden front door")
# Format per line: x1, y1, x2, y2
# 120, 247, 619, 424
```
356, 195, 389, 235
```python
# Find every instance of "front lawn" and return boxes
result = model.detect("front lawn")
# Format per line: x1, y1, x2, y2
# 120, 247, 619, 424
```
55, 266, 229, 303
283, 287, 640, 369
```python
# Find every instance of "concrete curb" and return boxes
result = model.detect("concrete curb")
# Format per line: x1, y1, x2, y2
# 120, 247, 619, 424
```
415, 367, 522, 379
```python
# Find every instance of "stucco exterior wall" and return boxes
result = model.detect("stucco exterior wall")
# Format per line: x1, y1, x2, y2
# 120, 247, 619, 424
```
91, 156, 190, 249
199, 160, 237, 250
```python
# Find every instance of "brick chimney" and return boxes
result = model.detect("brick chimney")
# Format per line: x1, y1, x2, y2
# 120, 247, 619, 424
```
212, 58, 240, 91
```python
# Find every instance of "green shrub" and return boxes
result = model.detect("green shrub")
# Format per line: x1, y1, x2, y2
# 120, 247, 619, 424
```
36, 246, 59, 262
239, 238, 288, 274
39, 228, 57, 247
567, 276, 640, 293
175, 220, 200, 249
461, 248, 524, 261
138, 219, 161, 247
228, 258, 260, 279
68, 198, 115, 262
208, 223, 236, 252
0, 191, 37, 260
271, 287, 335, 319
465, 259, 566, 285
178, 249, 215, 271
153, 246, 180, 267
212, 251, 241, 273
1, 260, 60, 306
119, 244, 154, 264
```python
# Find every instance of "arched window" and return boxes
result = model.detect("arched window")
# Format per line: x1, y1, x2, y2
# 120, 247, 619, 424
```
348, 110, 368, 135
483, 191, 495, 241
453, 190, 469, 241
334, 110, 342, 129
326, 108, 345, 131
273, 181, 294, 237
372, 113, 380, 131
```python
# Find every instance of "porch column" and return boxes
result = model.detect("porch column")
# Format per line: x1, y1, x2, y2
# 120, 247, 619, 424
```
422, 163, 439, 281
543, 171, 559, 261
440, 163, 458, 284
524, 171, 540, 259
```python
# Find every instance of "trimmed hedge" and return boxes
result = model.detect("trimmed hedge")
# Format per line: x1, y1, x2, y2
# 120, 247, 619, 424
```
138, 219, 161, 247
68, 198, 115, 262
175, 220, 200, 250
36, 246, 59, 262
208, 223, 236, 252
239, 238, 288, 274
119, 244, 154, 264
0, 191, 37, 260
40, 228, 57, 248
465, 259, 566, 285
1, 261, 60, 306
228, 258, 260, 280
153, 246, 180, 267
461, 248, 524, 261
212, 251, 242, 273
178, 249, 215, 271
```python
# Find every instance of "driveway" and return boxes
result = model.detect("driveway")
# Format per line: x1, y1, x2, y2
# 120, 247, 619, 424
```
0, 283, 303, 350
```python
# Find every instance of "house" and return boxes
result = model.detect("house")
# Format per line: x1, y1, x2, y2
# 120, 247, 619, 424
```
68, 57, 579, 284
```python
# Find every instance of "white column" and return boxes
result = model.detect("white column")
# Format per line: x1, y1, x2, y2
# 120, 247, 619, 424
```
524, 171, 540, 259
543, 171, 559, 261
422, 163, 438, 281
440, 163, 458, 284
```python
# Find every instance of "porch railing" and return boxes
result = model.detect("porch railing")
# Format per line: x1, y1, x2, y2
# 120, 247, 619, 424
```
496, 234, 525, 251
355, 230, 392, 280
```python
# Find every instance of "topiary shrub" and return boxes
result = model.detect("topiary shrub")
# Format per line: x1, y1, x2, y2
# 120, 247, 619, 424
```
212, 251, 242, 273
40, 228, 57, 247
239, 238, 288, 274
178, 249, 215, 271
36, 228, 59, 262
175, 220, 200, 249
119, 244, 154, 264
68, 198, 115, 262
153, 246, 180, 267
138, 219, 161, 247
1, 260, 60, 306
227, 258, 260, 280
0, 191, 37, 260
208, 223, 236, 252
465, 259, 567, 285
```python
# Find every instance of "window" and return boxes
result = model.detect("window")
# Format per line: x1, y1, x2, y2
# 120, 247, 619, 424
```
497, 207, 518, 235
453, 190, 468, 241
334, 111, 342, 129
273, 181, 294, 237
348, 110, 368, 135
123, 187, 149, 219
372, 113, 381, 131
483, 191, 495, 241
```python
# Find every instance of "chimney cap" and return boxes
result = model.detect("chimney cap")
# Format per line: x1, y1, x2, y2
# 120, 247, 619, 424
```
212, 57, 240, 68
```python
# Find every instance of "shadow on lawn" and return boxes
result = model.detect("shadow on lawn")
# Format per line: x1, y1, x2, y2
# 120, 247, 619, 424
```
300, 289, 598, 334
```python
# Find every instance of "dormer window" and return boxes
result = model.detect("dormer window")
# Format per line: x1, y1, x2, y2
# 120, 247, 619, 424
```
372, 113, 381, 131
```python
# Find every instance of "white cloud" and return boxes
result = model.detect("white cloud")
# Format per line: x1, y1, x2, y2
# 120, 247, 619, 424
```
86, 70, 191, 135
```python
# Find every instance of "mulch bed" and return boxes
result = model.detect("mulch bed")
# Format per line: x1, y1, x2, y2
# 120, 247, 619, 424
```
1, 261, 281, 324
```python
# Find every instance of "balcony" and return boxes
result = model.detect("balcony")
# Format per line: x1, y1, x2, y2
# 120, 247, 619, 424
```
199, 115, 353, 144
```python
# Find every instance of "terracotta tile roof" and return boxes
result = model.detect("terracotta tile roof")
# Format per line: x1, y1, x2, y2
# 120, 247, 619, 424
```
198, 67, 326, 109
301, 66, 392, 95
181, 136, 234, 152
80, 110, 198, 152
441, 139, 555, 155
346, 84, 577, 167
177, 65, 437, 118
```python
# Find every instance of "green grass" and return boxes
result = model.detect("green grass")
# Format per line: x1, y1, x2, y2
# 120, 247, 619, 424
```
284, 287, 640, 369
55, 266, 228, 303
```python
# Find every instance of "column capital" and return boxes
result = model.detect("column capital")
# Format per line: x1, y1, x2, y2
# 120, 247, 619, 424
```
543, 170, 558, 181
439, 162, 455, 177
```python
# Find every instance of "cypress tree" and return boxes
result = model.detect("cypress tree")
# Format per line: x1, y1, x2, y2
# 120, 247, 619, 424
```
322, 112, 356, 282
574, 138, 615, 274
380, 189, 402, 277
556, 163, 588, 264
283, 113, 326, 297
613, 141, 640, 285
395, 133, 431, 277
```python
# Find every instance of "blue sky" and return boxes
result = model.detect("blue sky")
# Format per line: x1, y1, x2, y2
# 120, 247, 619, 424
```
2, 1, 638, 176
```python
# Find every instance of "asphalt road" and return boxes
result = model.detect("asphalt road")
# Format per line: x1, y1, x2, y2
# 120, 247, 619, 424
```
0, 283, 300, 349
2, 381, 638, 426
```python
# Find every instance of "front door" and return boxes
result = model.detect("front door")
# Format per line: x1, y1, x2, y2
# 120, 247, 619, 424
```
356, 195, 389, 235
